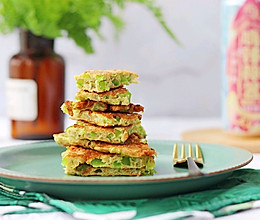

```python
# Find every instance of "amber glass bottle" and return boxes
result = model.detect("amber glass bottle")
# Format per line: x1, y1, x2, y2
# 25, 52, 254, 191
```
7, 30, 64, 139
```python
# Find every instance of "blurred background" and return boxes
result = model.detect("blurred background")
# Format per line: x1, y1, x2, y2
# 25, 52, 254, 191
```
0, 0, 221, 118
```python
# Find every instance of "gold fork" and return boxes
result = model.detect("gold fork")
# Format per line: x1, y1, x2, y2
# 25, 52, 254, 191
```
173, 143, 204, 177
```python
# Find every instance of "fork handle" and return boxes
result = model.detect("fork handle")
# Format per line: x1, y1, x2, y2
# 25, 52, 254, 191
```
187, 157, 204, 177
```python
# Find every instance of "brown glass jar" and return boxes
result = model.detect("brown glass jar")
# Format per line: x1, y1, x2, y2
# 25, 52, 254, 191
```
7, 29, 65, 139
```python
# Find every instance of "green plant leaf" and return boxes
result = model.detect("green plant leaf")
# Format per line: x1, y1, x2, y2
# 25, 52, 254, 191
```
0, 0, 179, 53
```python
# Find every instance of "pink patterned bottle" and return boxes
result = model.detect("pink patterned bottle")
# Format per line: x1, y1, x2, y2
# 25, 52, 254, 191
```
223, 0, 260, 136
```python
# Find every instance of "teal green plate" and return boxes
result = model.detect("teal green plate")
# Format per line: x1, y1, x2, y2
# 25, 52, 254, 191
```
0, 140, 252, 200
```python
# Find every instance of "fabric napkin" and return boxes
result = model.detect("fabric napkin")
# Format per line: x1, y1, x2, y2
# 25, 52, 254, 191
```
1, 168, 260, 219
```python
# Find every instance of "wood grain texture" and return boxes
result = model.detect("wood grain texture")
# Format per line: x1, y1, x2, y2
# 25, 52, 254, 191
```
182, 128, 260, 153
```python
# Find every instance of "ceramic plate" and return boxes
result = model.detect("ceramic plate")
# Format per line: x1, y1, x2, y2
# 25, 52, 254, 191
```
0, 140, 252, 200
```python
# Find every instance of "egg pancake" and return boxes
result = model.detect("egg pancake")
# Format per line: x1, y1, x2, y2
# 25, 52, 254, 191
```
62, 146, 155, 176
74, 69, 139, 92
62, 100, 144, 113
62, 146, 155, 169
65, 121, 147, 143
65, 165, 155, 176
54, 133, 156, 157
62, 103, 142, 127
75, 87, 131, 105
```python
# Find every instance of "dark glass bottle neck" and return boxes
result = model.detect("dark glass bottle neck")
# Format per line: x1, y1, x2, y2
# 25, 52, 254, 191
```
19, 29, 54, 55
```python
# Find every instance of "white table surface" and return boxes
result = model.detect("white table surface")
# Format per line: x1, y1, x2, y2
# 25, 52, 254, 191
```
0, 116, 260, 220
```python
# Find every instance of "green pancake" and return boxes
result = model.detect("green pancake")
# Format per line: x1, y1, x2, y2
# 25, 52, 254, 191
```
61, 100, 144, 114
74, 69, 139, 92
64, 121, 147, 144
62, 146, 155, 169
75, 87, 131, 105
65, 165, 155, 176
54, 133, 156, 157
62, 146, 155, 176
61, 103, 142, 127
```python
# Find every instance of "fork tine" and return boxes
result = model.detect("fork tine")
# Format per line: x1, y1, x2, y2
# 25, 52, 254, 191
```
195, 144, 204, 165
188, 143, 194, 158
173, 143, 178, 165
173, 143, 204, 168
181, 143, 186, 159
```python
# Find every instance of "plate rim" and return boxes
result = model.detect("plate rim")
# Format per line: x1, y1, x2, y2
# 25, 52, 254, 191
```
0, 140, 253, 184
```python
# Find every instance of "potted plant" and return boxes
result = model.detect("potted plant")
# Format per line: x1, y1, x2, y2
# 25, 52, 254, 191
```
0, 0, 178, 139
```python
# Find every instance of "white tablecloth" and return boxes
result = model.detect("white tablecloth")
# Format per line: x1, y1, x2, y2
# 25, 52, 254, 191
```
0, 116, 260, 220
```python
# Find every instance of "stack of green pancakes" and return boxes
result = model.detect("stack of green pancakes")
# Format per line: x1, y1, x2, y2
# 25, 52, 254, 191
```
54, 70, 156, 176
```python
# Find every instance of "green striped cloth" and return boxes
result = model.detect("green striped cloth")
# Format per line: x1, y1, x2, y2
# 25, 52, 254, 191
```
1, 169, 260, 219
